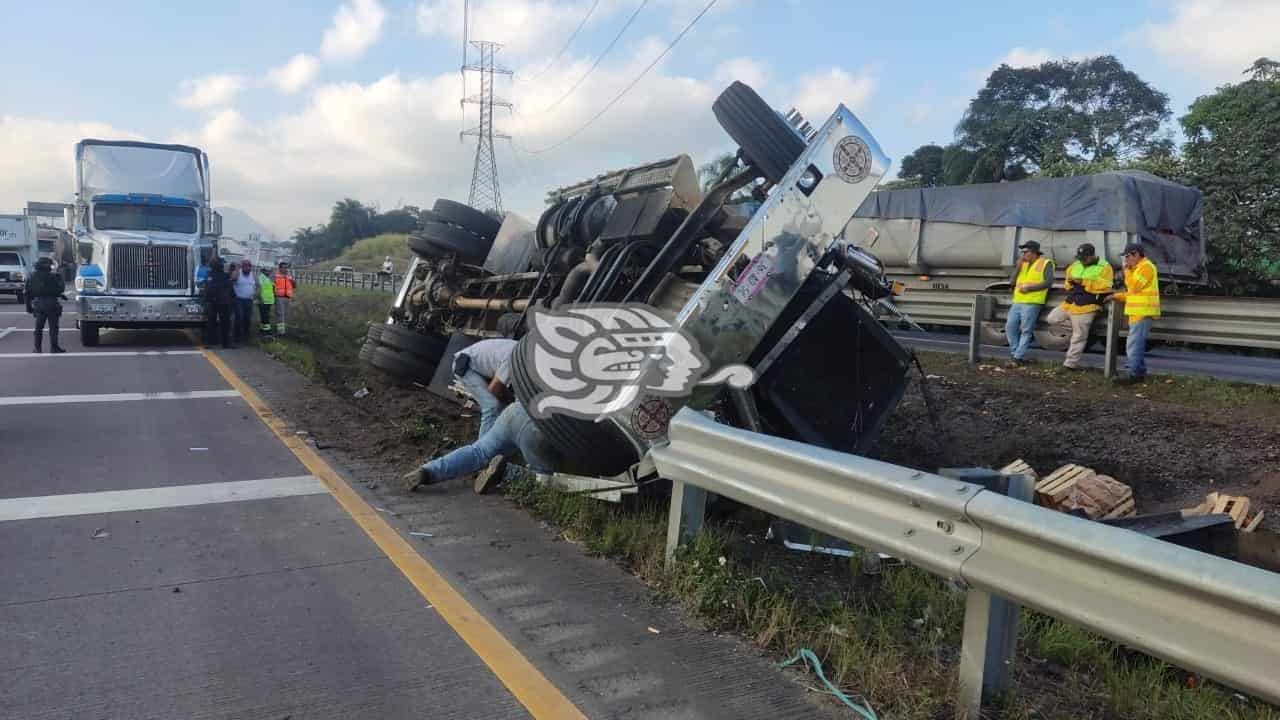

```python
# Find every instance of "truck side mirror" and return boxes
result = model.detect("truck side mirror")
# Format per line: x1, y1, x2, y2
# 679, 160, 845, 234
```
210, 211, 223, 237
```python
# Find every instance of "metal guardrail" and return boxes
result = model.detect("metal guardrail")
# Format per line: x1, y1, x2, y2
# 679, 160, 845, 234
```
293, 270, 403, 294
651, 408, 1280, 718
884, 288, 1280, 350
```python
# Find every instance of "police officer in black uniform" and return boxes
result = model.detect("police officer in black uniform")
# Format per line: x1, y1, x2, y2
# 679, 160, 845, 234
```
25, 257, 68, 354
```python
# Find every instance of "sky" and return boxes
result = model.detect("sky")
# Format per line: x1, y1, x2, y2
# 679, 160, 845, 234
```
1, 0, 1275, 240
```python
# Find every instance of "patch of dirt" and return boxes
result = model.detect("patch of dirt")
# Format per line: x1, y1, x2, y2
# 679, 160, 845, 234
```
870, 354, 1280, 530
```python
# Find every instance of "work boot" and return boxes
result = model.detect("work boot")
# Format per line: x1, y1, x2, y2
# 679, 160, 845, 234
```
51, 345, 67, 354
403, 467, 431, 492
473, 454, 507, 495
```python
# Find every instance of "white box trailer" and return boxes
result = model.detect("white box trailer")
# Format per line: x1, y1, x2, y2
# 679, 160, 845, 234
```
0, 214, 37, 303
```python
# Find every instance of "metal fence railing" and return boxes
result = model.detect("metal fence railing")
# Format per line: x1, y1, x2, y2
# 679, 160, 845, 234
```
651, 408, 1280, 719
884, 288, 1280, 351
292, 270, 403, 294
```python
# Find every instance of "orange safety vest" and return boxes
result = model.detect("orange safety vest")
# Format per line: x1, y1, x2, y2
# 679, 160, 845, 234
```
274, 273, 295, 299
1012, 257, 1050, 305
1119, 258, 1159, 321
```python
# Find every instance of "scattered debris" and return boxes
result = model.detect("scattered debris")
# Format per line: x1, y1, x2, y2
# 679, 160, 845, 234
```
91, 528, 110, 540
1183, 492, 1263, 531
352, 387, 370, 399
1034, 464, 1135, 519
295, 430, 309, 436
189, 447, 209, 452
999, 459, 1038, 482
647, 626, 661, 635
172, 587, 181, 593
409, 531, 434, 538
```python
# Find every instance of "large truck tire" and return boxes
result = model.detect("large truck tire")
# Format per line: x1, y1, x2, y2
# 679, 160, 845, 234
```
408, 222, 491, 265
80, 322, 100, 347
432, 199, 501, 242
378, 324, 448, 366
712, 81, 807, 185
1034, 326, 1071, 353
509, 334, 639, 476
366, 346, 435, 384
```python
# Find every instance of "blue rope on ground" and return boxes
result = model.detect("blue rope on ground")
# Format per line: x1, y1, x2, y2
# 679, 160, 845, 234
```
779, 648, 879, 720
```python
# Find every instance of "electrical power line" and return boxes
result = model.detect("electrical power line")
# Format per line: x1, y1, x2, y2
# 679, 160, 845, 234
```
515, 0, 718, 155
520, 0, 602, 84
525, 0, 650, 116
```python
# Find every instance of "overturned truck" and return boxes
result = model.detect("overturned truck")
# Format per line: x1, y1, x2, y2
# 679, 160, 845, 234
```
361, 82, 911, 478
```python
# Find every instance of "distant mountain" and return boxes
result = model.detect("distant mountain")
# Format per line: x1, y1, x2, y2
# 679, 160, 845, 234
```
216, 207, 283, 244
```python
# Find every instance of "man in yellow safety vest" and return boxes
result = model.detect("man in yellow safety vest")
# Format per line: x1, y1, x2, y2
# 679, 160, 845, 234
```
1006, 240, 1055, 366
1106, 243, 1160, 384
1045, 243, 1114, 371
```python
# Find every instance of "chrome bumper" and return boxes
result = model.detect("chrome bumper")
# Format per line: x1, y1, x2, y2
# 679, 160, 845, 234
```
0, 281, 22, 292
78, 295, 206, 323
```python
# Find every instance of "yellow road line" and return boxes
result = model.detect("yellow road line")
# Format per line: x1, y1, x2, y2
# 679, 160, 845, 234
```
199, 347, 588, 720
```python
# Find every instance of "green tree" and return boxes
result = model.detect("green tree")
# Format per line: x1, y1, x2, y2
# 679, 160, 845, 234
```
327, 198, 373, 251
896, 144, 945, 187
957, 55, 1171, 180
1181, 60, 1280, 294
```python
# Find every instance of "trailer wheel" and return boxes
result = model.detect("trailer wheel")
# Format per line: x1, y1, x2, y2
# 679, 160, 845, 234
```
712, 81, 807, 185
1034, 327, 1071, 353
366, 346, 435, 384
509, 334, 638, 476
378, 324, 447, 366
408, 222, 491, 265
432, 199, 501, 242
80, 322, 100, 347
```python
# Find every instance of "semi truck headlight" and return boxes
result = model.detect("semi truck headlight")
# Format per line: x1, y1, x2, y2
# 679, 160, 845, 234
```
76, 277, 102, 291
12, 271, 23, 281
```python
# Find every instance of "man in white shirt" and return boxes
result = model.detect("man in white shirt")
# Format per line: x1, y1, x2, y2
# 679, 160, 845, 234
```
231, 259, 259, 343
452, 338, 517, 438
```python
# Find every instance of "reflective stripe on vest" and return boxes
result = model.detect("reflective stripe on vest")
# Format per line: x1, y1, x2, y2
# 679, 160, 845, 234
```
274, 274, 293, 298
1124, 258, 1160, 318
1013, 257, 1050, 304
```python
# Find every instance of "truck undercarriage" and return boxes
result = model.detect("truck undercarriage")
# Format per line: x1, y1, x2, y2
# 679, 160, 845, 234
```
362, 82, 912, 477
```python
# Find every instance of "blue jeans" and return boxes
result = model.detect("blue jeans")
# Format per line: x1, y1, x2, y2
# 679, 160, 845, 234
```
1126, 317, 1152, 378
1005, 303, 1042, 360
421, 403, 557, 483
459, 369, 505, 439
233, 298, 254, 341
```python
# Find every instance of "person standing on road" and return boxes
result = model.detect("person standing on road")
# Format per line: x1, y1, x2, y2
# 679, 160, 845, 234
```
273, 262, 296, 336
1045, 243, 1114, 371
257, 267, 276, 336
24, 257, 67, 354
1106, 243, 1160, 384
1005, 240, 1055, 367
232, 259, 258, 343
204, 258, 236, 349
403, 400, 558, 495
452, 338, 518, 439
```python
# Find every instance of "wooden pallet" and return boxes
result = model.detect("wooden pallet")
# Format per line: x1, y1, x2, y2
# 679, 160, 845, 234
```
1183, 492, 1262, 531
1035, 464, 1091, 508
999, 459, 1038, 482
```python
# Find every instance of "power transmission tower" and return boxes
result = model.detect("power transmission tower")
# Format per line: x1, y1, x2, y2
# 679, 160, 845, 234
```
461, 40, 511, 213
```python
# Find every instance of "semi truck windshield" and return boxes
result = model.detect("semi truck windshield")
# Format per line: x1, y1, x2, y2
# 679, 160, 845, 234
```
93, 204, 197, 234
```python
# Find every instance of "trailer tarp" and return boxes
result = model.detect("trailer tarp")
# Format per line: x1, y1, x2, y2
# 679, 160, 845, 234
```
855, 171, 1203, 245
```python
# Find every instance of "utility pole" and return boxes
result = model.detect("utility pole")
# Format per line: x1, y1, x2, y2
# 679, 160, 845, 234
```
460, 40, 511, 213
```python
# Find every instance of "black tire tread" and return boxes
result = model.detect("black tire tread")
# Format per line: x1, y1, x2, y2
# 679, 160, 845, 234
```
409, 222, 489, 264
366, 346, 434, 383
81, 322, 100, 347
509, 334, 637, 476
433, 199, 500, 241
379, 324, 448, 361
712, 81, 806, 185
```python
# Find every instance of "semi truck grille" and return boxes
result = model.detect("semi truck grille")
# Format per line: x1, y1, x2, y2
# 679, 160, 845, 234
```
109, 244, 189, 290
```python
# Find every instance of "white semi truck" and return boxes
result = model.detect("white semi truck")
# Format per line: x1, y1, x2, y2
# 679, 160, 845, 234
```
70, 140, 222, 345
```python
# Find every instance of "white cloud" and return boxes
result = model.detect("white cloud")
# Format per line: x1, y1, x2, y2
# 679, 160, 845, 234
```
321, 0, 387, 62
416, 0, 604, 59
791, 67, 875, 121
268, 53, 320, 94
0, 117, 141, 209
1139, 0, 1280, 81
997, 47, 1053, 69
176, 73, 246, 109
713, 57, 770, 91
907, 102, 932, 125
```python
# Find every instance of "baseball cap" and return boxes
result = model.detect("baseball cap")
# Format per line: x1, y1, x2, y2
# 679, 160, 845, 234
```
1076, 243, 1096, 258
1122, 243, 1144, 256
1018, 240, 1041, 253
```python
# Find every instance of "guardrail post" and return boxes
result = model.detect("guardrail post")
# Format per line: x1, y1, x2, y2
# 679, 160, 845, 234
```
968, 295, 992, 366
1104, 302, 1121, 379
664, 480, 707, 567
942, 468, 1034, 720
